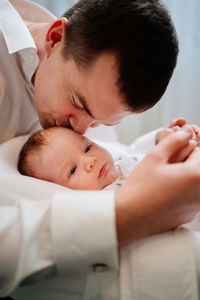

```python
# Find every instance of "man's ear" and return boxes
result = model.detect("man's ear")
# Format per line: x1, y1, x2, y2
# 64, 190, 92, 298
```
45, 17, 68, 56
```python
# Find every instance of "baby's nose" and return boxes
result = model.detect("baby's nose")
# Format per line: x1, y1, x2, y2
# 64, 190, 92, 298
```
85, 157, 97, 172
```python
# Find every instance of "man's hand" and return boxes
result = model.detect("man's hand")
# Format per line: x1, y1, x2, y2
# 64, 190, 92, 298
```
156, 118, 200, 145
155, 118, 187, 145
115, 128, 200, 246
156, 118, 200, 162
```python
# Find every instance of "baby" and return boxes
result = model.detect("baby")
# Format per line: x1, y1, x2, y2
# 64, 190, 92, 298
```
18, 126, 123, 190
18, 119, 200, 190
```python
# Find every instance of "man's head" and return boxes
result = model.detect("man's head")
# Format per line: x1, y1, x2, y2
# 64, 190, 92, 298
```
18, 127, 118, 190
33, 0, 178, 133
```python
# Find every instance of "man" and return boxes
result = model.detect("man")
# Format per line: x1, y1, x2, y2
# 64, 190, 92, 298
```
1, 0, 200, 298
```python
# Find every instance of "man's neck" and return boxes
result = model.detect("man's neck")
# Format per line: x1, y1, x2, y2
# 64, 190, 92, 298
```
27, 22, 50, 85
27, 22, 49, 54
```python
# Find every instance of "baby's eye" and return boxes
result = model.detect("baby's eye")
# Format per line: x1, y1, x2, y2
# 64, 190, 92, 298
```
69, 166, 77, 176
85, 144, 91, 153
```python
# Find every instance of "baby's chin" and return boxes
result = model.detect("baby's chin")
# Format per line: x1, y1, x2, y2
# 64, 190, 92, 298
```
101, 168, 118, 189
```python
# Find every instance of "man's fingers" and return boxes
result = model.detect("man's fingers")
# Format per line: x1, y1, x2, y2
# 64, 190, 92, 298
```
155, 128, 173, 145
185, 146, 200, 165
154, 127, 193, 162
191, 125, 200, 145
170, 140, 197, 163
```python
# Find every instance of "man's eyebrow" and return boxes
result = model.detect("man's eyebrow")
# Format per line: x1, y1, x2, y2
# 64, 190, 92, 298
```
74, 90, 95, 119
73, 88, 121, 126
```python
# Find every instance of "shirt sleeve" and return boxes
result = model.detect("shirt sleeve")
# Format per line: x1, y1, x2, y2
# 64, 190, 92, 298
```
0, 188, 118, 297
52, 190, 118, 274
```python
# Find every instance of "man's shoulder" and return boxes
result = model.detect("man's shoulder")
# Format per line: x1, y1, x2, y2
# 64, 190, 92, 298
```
9, 0, 56, 23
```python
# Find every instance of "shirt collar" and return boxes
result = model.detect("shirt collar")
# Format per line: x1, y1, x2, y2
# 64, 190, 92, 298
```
0, 0, 37, 54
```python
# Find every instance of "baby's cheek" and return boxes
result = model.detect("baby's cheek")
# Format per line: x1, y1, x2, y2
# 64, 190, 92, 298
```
105, 171, 116, 186
67, 174, 89, 190
79, 174, 100, 190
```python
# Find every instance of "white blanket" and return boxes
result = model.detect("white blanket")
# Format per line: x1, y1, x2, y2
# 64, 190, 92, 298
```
120, 225, 200, 300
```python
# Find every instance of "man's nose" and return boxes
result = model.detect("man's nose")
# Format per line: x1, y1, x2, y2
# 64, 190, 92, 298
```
90, 121, 101, 128
85, 157, 97, 172
69, 114, 96, 135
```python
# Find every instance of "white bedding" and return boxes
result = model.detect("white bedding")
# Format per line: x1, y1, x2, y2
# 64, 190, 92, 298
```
1, 131, 200, 299
0, 134, 69, 200
120, 226, 200, 300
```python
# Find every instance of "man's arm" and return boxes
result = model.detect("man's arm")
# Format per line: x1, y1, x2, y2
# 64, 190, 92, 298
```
115, 128, 200, 246
0, 187, 118, 296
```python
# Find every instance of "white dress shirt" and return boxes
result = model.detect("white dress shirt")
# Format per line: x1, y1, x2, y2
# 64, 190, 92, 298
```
0, 0, 41, 144
0, 1, 118, 298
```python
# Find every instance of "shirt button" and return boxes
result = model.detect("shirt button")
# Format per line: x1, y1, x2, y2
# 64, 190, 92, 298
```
92, 263, 108, 273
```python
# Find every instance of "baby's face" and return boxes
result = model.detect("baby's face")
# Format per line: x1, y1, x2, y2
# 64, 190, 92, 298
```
36, 128, 118, 190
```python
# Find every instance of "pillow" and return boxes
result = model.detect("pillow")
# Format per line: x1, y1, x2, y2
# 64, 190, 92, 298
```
0, 135, 68, 200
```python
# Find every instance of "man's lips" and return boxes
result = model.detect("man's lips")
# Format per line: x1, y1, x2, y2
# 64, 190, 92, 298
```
53, 118, 73, 129
53, 118, 57, 126
98, 163, 107, 179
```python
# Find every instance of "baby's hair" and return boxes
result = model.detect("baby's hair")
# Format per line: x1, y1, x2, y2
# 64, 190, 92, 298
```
18, 130, 48, 177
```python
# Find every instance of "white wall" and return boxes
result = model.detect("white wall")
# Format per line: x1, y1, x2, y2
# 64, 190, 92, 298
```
31, 0, 77, 17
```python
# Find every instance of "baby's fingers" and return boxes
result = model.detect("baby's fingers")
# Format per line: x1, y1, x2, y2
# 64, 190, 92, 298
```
154, 127, 193, 162
169, 118, 186, 128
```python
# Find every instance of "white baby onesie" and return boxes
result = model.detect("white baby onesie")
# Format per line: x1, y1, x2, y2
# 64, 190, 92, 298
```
104, 152, 145, 190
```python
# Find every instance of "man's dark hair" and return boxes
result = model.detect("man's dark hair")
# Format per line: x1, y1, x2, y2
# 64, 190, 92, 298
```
62, 0, 178, 112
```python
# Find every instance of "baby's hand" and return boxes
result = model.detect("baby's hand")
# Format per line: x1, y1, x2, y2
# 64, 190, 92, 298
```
155, 118, 200, 163
155, 118, 186, 144
156, 118, 200, 145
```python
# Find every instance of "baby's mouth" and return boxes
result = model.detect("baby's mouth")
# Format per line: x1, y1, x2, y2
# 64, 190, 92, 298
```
98, 163, 107, 179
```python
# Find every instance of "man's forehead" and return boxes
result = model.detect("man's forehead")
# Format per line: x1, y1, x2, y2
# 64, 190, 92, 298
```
67, 53, 131, 121
72, 85, 130, 123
